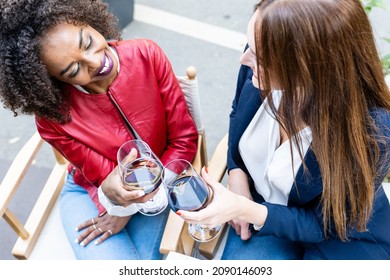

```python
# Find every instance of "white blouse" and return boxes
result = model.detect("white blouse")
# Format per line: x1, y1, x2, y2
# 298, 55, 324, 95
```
239, 91, 312, 206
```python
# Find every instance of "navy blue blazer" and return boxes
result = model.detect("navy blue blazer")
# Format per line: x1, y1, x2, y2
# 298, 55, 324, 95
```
227, 63, 390, 259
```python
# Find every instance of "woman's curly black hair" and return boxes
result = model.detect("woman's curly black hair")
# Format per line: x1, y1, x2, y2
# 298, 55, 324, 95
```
0, 0, 121, 123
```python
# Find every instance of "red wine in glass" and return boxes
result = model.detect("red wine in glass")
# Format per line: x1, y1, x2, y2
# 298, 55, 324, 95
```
167, 175, 209, 212
117, 139, 168, 216
162, 159, 222, 242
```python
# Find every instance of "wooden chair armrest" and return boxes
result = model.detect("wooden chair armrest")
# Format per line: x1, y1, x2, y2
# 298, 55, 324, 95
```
12, 159, 68, 259
0, 131, 69, 259
159, 210, 195, 256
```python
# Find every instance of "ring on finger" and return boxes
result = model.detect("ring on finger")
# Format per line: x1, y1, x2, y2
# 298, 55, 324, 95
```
93, 224, 97, 230
107, 229, 113, 236
98, 228, 103, 233
91, 218, 95, 225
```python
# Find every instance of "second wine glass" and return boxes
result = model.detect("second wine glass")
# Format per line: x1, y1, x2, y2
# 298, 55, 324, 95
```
117, 139, 168, 216
162, 159, 222, 242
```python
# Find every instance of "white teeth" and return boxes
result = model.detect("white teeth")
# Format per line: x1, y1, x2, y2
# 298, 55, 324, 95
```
99, 56, 110, 74
100, 66, 108, 74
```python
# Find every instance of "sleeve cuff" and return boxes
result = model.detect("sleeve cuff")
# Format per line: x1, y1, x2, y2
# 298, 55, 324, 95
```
252, 224, 264, 231
97, 187, 139, 217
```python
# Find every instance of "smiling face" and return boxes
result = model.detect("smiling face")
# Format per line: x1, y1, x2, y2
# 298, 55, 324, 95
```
40, 22, 118, 93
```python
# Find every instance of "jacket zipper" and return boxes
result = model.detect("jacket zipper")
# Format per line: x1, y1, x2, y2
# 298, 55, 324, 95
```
108, 92, 162, 165
107, 92, 139, 139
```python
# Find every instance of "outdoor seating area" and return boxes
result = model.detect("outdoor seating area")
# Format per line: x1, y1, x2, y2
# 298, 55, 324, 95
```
1, 0, 390, 263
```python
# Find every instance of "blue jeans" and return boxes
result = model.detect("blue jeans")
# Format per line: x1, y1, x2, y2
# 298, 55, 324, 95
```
60, 173, 169, 260
221, 185, 303, 260
221, 226, 303, 260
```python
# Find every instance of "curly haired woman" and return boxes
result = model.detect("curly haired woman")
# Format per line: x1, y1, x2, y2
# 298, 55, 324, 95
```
0, 0, 198, 259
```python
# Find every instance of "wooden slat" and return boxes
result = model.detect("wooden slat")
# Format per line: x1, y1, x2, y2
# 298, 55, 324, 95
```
191, 134, 204, 173
12, 161, 68, 259
199, 223, 228, 259
53, 148, 68, 165
199, 130, 208, 168
3, 209, 29, 240
160, 210, 186, 254
179, 225, 196, 256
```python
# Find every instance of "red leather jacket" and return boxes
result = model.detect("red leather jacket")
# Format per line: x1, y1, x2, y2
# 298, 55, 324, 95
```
35, 39, 198, 213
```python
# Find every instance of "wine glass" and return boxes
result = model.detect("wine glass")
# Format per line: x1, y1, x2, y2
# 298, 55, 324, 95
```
117, 139, 168, 216
162, 159, 222, 242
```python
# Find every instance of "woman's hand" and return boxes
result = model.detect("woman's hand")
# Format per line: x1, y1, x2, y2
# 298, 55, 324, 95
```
100, 148, 158, 206
227, 169, 253, 240
75, 212, 131, 246
178, 168, 267, 234
178, 167, 246, 227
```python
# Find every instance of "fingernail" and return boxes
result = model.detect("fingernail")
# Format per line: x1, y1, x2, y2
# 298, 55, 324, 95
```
94, 240, 99, 245
75, 227, 79, 231
176, 211, 182, 216
80, 241, 85, 247
74, 238, 79, 244
204, 166, 209, 173
137, 191, 145, 197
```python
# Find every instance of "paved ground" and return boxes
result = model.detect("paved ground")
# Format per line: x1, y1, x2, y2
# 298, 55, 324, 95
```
1, 0, 389, 260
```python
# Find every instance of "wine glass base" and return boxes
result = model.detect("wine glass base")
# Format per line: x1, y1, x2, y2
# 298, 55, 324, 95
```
188, 223, 223, 243
137, 203, 168, 216
137, 186, 168, 216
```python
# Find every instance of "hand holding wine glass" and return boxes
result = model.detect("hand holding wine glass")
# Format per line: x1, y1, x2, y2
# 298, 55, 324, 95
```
175, 167, 269, 240
162, 159, 222, 242
117, 139, 168, 216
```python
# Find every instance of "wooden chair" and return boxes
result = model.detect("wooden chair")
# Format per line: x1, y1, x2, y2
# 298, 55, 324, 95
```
0, 66, 228, 260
